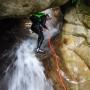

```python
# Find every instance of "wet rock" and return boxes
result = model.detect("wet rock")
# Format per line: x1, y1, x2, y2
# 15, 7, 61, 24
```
0, 0, 68, 18
53, 2, 90, 90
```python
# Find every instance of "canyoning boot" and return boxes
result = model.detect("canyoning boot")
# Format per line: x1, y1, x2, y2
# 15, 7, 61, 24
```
36, 48, 45, 53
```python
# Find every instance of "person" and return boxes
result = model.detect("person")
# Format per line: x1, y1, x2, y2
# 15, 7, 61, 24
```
30, 12, 51, 53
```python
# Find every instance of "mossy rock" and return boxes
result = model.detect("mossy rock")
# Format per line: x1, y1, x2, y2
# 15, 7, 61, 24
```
77, 0, 90, 28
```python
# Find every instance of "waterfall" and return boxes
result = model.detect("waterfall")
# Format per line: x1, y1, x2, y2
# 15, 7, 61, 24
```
8, 39, 53, 90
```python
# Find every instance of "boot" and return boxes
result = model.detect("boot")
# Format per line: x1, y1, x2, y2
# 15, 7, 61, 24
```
36, 48, 44, 53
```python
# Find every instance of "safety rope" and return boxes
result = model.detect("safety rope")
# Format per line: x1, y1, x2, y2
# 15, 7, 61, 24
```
48, 37, 67, 90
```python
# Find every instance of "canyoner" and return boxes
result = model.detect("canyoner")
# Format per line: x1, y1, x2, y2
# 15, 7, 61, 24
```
30, 12, 51, 53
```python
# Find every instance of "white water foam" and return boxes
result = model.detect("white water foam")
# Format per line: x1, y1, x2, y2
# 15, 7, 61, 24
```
8, 39, 53, 90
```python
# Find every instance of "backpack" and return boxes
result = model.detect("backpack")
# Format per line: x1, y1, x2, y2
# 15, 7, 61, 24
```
30, 12, 46, 24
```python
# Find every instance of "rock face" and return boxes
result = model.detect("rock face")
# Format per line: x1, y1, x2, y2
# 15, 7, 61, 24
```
55, 1, 90, 90
77, 0, 90, 28
0, 0, 68, 18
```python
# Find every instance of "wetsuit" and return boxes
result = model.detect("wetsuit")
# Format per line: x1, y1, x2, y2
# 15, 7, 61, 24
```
30, 12, 47, 51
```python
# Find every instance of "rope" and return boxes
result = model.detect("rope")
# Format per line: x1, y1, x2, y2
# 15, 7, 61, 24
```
48, 37, 67, 90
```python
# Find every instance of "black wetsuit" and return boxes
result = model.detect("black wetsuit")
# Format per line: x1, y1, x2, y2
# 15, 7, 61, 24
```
30, 15, 47, 49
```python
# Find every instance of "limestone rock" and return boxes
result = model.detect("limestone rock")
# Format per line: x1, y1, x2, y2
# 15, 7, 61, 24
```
61, 47, 90, 80
0, 0, 68, 18
61, 47, 90, 90
54, 3, 90, 90
87, 29, 90, 44
75, 45, 90, 68
76, 0, 90, 28
63, 23, 87, 37
62, 34, 85, 50
64, 8, 83, 25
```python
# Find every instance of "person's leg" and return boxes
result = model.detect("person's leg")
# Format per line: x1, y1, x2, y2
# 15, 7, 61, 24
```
36, 26, 44, 52
37, 30, 44, 49
31, 24, 44, 52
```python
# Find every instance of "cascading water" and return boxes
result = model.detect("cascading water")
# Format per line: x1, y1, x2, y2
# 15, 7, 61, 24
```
8, 38, 53, 90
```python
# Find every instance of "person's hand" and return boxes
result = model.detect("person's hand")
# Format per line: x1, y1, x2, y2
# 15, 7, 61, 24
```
43, 28, 49, 32
46, 14, 52, 20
